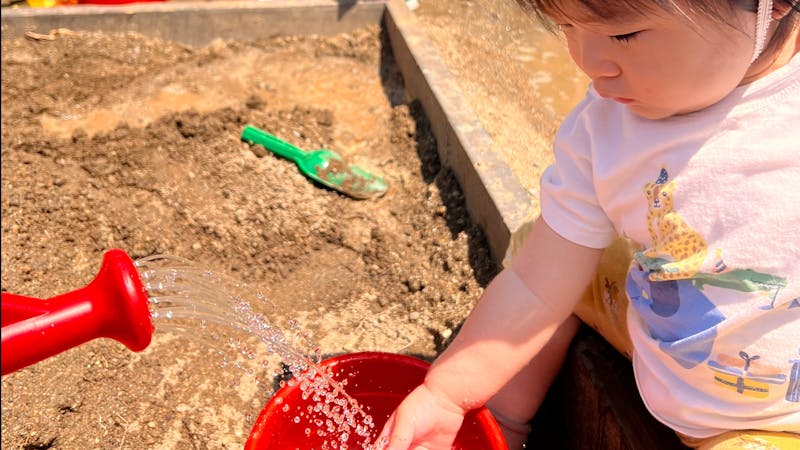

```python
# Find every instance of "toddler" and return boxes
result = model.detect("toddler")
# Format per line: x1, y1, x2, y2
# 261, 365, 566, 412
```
379, 0, 800, 449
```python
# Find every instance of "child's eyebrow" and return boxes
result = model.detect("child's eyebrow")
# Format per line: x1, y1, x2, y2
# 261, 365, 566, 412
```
550, 13, 644, 28
549, 5, 663, 29
544, 6, 644, 25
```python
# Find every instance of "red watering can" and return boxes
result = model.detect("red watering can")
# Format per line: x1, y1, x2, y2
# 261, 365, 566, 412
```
1, 249, 153, 375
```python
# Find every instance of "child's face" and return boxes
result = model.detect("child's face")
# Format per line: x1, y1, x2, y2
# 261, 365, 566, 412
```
548, 3, 756, 119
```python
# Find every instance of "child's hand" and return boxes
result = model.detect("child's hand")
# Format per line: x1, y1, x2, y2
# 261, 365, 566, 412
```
376, 383, 466, 450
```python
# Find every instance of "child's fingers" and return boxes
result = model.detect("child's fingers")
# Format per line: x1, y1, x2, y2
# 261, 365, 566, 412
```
380, 411, 414, 450
375, 413, 396, 448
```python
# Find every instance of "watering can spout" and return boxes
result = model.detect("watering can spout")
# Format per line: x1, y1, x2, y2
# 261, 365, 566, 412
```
1, 249, 153, 376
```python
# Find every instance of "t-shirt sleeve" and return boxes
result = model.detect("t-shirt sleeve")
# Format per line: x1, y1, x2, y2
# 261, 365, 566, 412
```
540, 94, 617, 249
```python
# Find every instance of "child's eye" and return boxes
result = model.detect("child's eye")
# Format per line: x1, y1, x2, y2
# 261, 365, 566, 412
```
612, 31, 639, 42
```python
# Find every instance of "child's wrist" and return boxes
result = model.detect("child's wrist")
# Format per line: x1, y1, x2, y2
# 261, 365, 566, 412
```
421, 378, 474, 415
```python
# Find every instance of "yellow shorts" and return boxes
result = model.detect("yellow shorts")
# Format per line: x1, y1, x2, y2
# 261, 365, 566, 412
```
574, 238, 800, 450
678, 431, 800, 450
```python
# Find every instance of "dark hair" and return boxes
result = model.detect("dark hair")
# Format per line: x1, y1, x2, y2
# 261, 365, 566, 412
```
769, 1, 800, 56
516, 0, 799, 55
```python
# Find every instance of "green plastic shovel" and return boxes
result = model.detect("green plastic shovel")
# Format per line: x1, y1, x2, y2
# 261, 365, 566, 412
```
241, 125, 388, 200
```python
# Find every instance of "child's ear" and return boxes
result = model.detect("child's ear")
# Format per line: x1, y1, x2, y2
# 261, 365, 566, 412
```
772, 0, 795, 20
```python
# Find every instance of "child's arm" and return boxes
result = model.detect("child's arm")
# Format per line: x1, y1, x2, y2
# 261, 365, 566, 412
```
378, 217, 604, 450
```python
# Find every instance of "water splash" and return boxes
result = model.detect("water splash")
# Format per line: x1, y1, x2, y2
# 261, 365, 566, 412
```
135, 254, 383, 449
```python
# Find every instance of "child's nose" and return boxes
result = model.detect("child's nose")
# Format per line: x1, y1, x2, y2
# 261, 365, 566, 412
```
569, 39, 621, 80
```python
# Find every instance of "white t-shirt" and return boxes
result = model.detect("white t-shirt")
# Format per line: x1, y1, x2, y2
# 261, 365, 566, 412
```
540, 54, 800, 437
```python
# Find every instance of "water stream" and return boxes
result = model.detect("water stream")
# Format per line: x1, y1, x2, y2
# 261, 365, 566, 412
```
135, 254, 385, 449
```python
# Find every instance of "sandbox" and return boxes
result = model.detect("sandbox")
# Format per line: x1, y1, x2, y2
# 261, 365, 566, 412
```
1, 1, 527, 447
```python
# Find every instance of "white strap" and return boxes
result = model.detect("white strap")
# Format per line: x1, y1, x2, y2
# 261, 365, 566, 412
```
752, 0, 774, 63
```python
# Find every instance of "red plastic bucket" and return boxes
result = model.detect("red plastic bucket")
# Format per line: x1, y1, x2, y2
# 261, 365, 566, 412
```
245, 351, 507, 449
